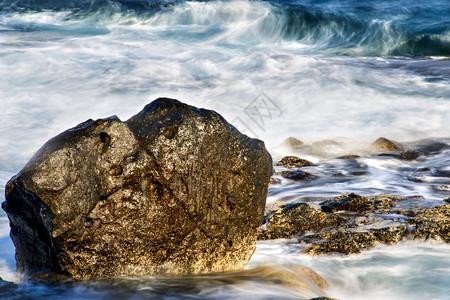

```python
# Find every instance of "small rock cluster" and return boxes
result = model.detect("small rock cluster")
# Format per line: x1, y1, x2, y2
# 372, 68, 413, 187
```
258, 193, 450, 255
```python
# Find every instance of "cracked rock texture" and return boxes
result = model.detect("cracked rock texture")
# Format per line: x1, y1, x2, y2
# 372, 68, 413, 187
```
2, 98, 273, 279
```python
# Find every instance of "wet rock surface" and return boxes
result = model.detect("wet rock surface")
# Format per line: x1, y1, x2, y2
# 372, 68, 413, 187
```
266, 136, 450, 256
370, 137, 403, 152
275, 156, 313, 168
411, 204, 450, 242
258, 203, 329, 239
320, 193, 374, 213
278, 170, 318, 181
259, 193, 449, 255
2, 98, 273, 279
269, 177, 281, 185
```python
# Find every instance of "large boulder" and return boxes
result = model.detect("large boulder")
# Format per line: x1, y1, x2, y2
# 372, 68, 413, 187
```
2, 98, 273, 279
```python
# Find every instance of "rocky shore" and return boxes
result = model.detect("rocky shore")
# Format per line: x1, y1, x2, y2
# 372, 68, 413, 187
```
1, 102, 449, 299
259, 192, 449, 254
260, 136, 450, 255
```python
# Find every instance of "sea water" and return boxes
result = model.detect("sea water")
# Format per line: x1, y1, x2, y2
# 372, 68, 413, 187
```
0, 0, 449, 298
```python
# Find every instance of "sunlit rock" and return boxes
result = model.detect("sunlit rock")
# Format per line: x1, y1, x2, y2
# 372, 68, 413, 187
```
275, 156, 313, 168
2, 98, 273, 279
369, 137, 403, 152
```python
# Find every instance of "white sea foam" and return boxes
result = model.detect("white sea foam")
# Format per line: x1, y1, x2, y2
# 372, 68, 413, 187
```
250, 240, 450, 300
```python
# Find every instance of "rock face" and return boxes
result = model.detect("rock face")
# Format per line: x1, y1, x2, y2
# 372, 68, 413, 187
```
2, 98, 273, 279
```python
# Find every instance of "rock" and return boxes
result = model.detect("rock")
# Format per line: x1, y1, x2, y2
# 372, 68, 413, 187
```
278, 170, 318, 181
279, 137, 304, 148
370, 137, 403, 152
257, 193, 440, 255
444, 197, 450, 203
275, 156, 313, 168
367, 194, 400, 210
2, 98, 273, 279
300, 211, 407, 255
377, 150, 421, 160
410, 205, 449, 242
399, 150, 420, 160
259, 203, 329, 239
302, 231, 376, 255
320, 193, 374, 213
269, 177, 281, 185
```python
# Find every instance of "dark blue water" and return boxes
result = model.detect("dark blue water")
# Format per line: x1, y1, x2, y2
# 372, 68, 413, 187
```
2, 0, 449, 57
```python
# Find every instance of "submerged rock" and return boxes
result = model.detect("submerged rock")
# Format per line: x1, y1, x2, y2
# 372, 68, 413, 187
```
275, 156, 313, 168
399, 150, 420, 160
278, 170, 318, 181
370, 137, 403, 152
2, 98, 273, 279
412, 139, 449, 155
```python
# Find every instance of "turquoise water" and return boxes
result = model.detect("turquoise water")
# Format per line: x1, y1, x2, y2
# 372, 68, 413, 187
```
1, 0, 449, 298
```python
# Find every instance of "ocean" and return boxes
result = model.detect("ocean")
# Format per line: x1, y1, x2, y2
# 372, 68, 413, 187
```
0, 0, 449, 299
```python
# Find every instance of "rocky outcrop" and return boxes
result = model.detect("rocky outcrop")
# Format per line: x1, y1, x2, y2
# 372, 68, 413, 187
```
369, 138, 449, 160
320, 193, 374, 213
410, 204, 449, 242
370, 137, 402, 152
258, 203, 329, 239
258, 193, 449, 255
2, 98, 273, 279
275, 156, 313, 168
320, 193, 398, 213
